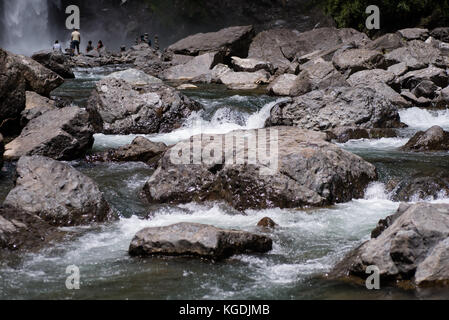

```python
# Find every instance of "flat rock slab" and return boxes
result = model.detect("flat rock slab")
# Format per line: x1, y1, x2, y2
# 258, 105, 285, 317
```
129, 222, 272, 260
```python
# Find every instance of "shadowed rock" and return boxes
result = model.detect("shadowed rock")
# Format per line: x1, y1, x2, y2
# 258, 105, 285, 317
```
401, 126, 449, 152
31, 50, 75, 79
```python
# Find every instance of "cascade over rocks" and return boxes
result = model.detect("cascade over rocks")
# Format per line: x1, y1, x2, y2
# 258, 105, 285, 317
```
0, 48, 64, 136
129, 222, 273, 260
4, 156, 115, 227
143, 127, 377, 211
331, 203, 449, 287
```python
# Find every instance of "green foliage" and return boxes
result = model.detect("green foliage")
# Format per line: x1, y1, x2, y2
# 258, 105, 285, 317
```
325, 0, 449, 34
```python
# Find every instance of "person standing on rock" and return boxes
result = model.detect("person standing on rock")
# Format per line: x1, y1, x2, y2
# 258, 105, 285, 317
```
71, 29, 81, 55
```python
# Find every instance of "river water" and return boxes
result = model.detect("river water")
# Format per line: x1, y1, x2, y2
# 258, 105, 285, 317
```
1, 66, 449, 300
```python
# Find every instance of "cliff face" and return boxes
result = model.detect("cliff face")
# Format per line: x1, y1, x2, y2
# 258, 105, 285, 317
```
46, 0, 332, 50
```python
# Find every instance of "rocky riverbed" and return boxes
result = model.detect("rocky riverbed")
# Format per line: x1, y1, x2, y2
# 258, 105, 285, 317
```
1, 24, 449, 299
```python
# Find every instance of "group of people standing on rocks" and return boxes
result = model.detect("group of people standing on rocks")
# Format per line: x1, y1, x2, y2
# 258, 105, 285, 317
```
52, 29, 104, 56
136, 33, 159, 50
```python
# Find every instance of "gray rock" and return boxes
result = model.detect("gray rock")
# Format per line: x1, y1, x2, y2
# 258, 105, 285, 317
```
401, 125, 449, 152
290, 59, 348, 96
329, 127, 397, 143
87, 78, 203, 134
397, 28, 429, 41
129, 222, 273, 260
143, 127, 377, 211
365, 33, 406, 52
348, 69, 396, 87
219, 70, 270, 90
266, 86, 402, 130
162, 52, 221, 81
31, 50, 75, 79
0, 134, 3, 170
388, 175, 449, 202
0, 48, 64, 136
411, 80, 439, 99
387, 62, 408, 77
267, 74, 298, 96
397, 66, 448, 90
4, 107, 94, 161
385, 40, 445, 70
87, 136, 167, 167
20, 91, 56, 127
4, 156, 115, 227
231, 56, 274, 74
436, 85, 449, 107
331, 203, 449, 287
400, 90, 432, 107
431, 27, 449, 42
332, 49, 386, 76
167, 25, 255, 60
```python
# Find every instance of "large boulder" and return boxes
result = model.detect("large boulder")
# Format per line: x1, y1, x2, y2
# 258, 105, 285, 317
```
0, 134, 3, 170
331, 203, 449, 287
231, 56, 274, 74
167, 25, 255, 62
143, 127, 377, 211
162, 52, 221, 82
219, 70, 270, 90
388, 175, 449, 202
4, 156, 115, 227
248, 27, 369, 74
87, 136, 167, 167
397, 66, 448, 90
87, 78, 203, 134
397, 28, 429, 41
332, 49, 386, 76
365, 33, 406, 52
104, 68, 163, 86
266, 86, 402, 130
0, 49, 64, 136
129, 222, 273, 260
401, 126, 449, 152
0, 206, 63, 253
31, 50, 75, 79
267, 74, 298, 96
4, 107, 94, 161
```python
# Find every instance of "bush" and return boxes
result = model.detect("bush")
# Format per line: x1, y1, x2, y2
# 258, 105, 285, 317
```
325, 0, 449, 34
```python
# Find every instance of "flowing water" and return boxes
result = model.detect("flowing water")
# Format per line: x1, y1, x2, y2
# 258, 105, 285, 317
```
1, 67, 449, 300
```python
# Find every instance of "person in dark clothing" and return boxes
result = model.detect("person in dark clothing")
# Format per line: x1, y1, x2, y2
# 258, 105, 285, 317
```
97, 40, 104, 50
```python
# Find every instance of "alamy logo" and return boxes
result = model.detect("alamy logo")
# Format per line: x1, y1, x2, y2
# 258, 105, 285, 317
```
66, 265, 80, 290
366, 5, 380, 30
366, 265, 380, 290
65, 5, 80, 30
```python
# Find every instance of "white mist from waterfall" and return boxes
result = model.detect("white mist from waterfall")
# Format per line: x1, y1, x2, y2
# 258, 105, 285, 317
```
2, 0, 55, 55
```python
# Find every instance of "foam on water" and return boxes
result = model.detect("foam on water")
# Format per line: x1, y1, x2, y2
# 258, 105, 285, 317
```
338, 137, 408, 150
400, 107, 449, 130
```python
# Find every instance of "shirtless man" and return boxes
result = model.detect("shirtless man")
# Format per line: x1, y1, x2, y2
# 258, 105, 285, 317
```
71, 29, 81, 55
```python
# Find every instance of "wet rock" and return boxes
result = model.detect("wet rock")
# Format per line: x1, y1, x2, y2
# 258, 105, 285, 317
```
289, 59, 348, 96
332, 49, 386, 76
257, 217, 278, 229
231, 56, 274, 74
249, 27, 369, 74
20, 91, 56, 127
331, 203, 449, 287
397, 28, 429, 41
397, 66, 448, 90
401, 125, 449, 152
0, 48, 64, 136
219, 70, 270, 90
162, 52, 221, 81
167, 25, 255, 61
365, 33, 406, 52
266, 86, 402, 130
4, 107, 94, 161
328, 127, 397, 143
389, 175, 449, 202
87, 136, 167, 167
0, 206, 63, 253
105, 68, 163, 86
31, 50, 75, 79
4, 156, 115, 227
129, 222, 273, 260
143, 127, 377, 211
87, 78, 203, 134
267, 74, 297, 96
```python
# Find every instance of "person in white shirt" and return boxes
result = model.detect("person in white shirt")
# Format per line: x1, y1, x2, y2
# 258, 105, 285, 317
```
53, 40, 62, 53
71, 29, 81, 55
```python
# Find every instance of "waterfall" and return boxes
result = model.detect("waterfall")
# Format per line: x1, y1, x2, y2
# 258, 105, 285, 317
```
1, 0, 56, 55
